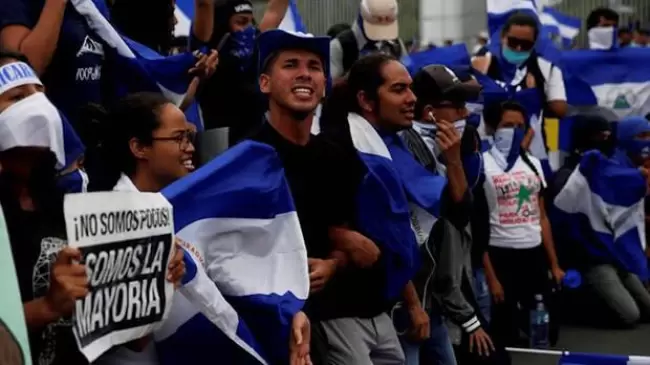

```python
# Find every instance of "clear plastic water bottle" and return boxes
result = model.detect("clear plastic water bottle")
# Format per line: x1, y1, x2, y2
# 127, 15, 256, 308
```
529, 294, 550, 349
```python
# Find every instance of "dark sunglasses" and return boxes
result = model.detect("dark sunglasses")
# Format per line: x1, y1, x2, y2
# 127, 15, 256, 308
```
506, 36, 535, 51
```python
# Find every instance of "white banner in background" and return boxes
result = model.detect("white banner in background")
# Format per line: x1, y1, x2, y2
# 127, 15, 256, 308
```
64, 192, 175, 362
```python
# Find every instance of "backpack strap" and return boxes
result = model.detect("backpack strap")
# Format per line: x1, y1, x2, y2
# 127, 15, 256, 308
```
337, 29, 359, 75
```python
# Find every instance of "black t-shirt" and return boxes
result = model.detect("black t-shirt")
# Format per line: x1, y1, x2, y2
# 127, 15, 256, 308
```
4, 202, 87, 365
248, 122, 394, 320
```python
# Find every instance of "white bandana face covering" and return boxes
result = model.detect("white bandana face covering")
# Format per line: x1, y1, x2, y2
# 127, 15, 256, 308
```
0, 62, 67, 168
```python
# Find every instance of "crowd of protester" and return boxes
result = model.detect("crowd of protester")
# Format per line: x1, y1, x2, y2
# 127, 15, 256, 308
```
0, 0, 649, 364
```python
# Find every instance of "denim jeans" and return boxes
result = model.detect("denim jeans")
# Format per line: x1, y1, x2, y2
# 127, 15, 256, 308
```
472, 268, 491, 324
396, 307, 457, 365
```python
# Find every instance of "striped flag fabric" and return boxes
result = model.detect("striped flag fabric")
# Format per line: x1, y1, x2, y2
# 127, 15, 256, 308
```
157, 141, 308, 365
552, 150, 648, 281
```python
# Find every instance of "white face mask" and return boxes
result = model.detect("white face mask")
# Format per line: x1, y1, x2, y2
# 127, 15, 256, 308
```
494, 128, 515, 156
413, 119, 466, 136
0, 92, 66, 168
588, 26, 616, 50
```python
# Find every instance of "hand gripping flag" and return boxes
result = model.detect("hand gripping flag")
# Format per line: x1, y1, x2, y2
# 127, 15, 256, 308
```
553, 150, 648, 281
158, 141, 309, 364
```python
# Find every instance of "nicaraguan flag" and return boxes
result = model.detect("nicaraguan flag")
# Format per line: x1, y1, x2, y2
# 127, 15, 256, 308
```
69, 0, 204, 129
347, 113, 444, 299
560, 352, 650, 364
553, 150, 648, 280
539, 7, 581, 49
561, 48, 650, 119
157, 141, 308, 365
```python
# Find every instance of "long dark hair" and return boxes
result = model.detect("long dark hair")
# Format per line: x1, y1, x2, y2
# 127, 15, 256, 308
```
83, 92, 171, 191
320, 53, 396, 133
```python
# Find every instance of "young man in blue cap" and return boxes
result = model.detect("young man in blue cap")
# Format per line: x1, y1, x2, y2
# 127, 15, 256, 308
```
250, 29, 403, 364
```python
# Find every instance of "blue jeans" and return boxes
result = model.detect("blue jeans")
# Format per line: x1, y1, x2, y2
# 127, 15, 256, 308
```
473, 268, 491, 324
397, 308, 457, 365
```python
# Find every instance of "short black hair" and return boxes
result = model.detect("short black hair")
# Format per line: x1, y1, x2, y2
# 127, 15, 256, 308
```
482, 100, 527, 133
586, 7, 619, 30
502, 12, 540, 39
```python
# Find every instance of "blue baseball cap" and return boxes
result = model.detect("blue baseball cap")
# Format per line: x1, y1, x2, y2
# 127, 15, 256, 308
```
257, 29, 331, 80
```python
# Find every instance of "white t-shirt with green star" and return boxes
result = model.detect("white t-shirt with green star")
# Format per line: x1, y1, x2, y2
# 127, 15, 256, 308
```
482, 151, 547, 249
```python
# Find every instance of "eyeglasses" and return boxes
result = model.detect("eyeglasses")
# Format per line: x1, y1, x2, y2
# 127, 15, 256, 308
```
151, 130, 196, 151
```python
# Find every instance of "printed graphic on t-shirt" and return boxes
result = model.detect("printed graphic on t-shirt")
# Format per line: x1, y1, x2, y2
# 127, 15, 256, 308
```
33, 237, 69, 365
492, 170, 541, 225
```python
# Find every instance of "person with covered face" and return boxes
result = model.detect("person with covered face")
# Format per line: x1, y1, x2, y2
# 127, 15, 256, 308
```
191, 0, 289, 144
0, 51, 186, 365
478, 100, 564, 347
548, 115, 650, 328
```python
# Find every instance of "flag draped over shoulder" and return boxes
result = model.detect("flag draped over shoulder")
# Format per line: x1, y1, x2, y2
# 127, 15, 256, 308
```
69, 0, 204, 129
553, 150, 648, 280
347, 113, 444, 299
158, 141, 309, 365
561, 48, 650, 119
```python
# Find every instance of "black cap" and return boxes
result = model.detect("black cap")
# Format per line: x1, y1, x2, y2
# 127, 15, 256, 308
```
412, 65, 482, 105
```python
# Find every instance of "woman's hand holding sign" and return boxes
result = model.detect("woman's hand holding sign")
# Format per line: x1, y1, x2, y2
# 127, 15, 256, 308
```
46, 247, 89, 318
168, 240, 186, 288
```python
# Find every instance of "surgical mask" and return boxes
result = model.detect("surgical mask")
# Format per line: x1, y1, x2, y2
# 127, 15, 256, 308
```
494, 127, 524, 159
502, 47, 531, 66
413, 119, 466, 137
228, 25, 257, 62
588, 26, 616, 50
0, 92, 66, 168
57, 168, 89, 194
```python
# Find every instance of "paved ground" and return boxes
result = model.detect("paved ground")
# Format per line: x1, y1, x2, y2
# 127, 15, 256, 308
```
510, 324, 650, 364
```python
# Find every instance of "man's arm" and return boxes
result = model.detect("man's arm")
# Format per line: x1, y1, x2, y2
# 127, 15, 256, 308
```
330, 39, 345, 81
0, 0, 67, 75
258, 0, 290, 32
192, 0, 215, 43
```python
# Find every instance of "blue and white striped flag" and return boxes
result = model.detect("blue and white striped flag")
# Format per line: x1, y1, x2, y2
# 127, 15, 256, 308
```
174, 0, 193, 37
561, 48, 650, 118
158, 141, 308, 365
487, 0, 538, 37
560, 352, 650, 364
347, 113, 446, 298
70, 0, 204, 129
553, 150, 648, 281
279, 0, 307, 33
539, 7, 581, 49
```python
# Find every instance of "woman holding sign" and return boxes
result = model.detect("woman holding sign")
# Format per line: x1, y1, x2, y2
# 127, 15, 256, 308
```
0, 52, 186, 365
83, 91, 311, 365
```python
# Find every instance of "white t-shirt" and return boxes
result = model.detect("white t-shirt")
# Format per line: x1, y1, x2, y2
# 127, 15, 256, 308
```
94, 174, 160, 365
482, 151, 547, 249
